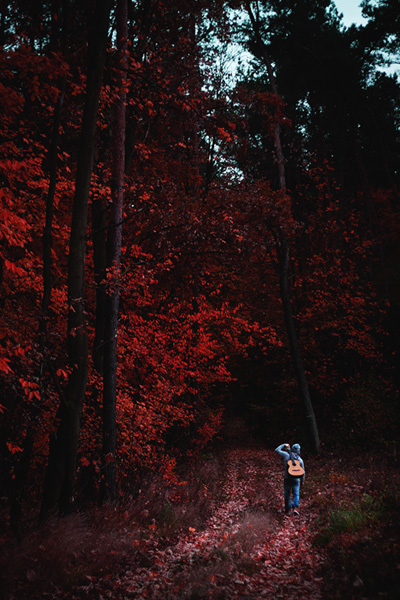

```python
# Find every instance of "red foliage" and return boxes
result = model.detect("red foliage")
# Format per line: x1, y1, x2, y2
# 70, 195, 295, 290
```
0, 0, 398, 517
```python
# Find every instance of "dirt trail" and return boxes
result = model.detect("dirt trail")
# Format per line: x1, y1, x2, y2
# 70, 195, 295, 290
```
6, 420, 398, 600
100, 432, 326, 599
12, 420, 326, 600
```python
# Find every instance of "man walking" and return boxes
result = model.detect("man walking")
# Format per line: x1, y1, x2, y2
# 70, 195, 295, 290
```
275, 443, 305, 515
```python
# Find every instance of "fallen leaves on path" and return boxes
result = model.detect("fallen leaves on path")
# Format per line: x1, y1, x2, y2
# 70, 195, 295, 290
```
69, 446, 326, 600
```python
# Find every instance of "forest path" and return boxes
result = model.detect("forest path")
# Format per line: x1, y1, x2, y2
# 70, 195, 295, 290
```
99, 421, 326, 600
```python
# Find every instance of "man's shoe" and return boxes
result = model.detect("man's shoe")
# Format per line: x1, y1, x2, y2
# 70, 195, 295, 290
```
293, 509, 299, 515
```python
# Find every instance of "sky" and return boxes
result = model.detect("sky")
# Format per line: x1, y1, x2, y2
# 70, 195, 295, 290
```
333, 0, 367, 27
334, 0, 398, 76
225, 0, 398, 79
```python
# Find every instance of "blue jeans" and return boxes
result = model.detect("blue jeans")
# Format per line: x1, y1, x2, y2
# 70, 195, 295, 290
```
284, 477, 301, 512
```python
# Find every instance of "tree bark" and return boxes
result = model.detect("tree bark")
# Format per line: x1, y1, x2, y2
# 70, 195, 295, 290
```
41, 0, 113, 519
101, 0, 128, 503
277, 236, 320, 452
9, 430, 34, 540
92, 191, 108, 374
246, 1, 320, 452
40, 78, 66, 341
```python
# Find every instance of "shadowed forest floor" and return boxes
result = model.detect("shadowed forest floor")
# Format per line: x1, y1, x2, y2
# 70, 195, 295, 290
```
1, 418, 400, 600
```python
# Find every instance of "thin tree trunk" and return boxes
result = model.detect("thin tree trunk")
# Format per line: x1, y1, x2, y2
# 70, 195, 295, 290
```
40, 76, 66, 344
101, 0, 128, 503
188, 12, 201, 201
92, 191, 108, 374
40, 0, 68, 343
277, 236, 320, 452
41, 0, 112, 519
13, 72, 65, 527
246, 1, 320, 452
9, 431, 34, 540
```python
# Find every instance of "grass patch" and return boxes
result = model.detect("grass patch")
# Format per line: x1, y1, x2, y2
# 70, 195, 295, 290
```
329, 494, 381, 535
310, 452, 400, 599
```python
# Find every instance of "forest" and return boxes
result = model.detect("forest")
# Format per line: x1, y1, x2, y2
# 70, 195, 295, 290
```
0, 0, 399, 598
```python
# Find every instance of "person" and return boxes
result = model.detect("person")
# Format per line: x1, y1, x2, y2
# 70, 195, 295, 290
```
275, 443, 305, 515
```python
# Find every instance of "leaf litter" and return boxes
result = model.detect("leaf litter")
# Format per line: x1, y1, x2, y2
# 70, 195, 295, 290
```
62, 445, 326, 600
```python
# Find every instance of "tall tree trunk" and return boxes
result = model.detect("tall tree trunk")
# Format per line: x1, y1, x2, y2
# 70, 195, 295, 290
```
10, 1, 69, 533
40, 78, 66, 342
246, 2, 320, 452
12, 79, 67, 533
41, 0, 113, 519
40, 0, 68, 344
277, 236, 320, 453
9, 430, 34, 540
101, 0, 128, 503
188, 12, 201, 201
92, 191, 108, 374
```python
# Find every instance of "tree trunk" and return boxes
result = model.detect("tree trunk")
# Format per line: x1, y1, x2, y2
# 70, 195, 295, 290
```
9, 430, 34, 540
101, 0, 128, 503
8, 1, 69, 534
278, 236, 320, 453
40, 0, 69, 344
40, 78, 66, 341
40, 0, 112, 519
92, 191, 108, 374
246, 1, 320, 452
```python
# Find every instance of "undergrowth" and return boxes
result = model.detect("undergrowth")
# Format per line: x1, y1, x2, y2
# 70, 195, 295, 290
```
0, 455, 224, 599
309, 451, 400, 599
1, 440, 400, 600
